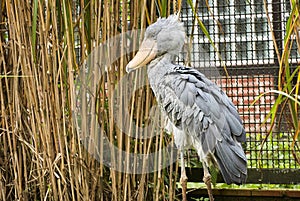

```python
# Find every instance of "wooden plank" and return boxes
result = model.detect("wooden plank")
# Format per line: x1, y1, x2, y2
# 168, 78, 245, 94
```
181, 188, 300, 201
183, 168, 300, 184
218, 189, 300, 197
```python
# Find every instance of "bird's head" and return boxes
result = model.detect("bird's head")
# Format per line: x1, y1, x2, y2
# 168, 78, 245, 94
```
126, 14, 185, 73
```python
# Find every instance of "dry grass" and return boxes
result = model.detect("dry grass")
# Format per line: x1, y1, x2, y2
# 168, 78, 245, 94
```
0, 0, 182, 200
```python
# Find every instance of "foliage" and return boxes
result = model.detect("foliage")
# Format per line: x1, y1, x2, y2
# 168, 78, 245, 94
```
246, 133, 298, 169
187, 182, 300, 190
253, 0, 300, 164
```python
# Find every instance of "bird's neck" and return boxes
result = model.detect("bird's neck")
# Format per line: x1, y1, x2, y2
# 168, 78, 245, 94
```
147, 53, 176, 90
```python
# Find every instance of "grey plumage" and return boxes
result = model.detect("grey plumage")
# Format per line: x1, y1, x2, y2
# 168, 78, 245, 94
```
153, 64, 247, 184
126, 15, 247, 186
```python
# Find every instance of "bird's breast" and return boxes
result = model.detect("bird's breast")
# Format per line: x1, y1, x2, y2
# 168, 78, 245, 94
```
164, 117, 193, 150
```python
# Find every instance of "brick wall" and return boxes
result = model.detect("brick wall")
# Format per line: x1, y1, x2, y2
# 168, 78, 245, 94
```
216, 74, 276, 134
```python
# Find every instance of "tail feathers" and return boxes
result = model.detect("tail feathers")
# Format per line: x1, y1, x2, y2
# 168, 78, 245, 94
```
215, 140, 247, 184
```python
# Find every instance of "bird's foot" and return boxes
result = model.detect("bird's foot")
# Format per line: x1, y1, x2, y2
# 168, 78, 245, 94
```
180, 174, 188, 184
203, 175, 214, 201
180, 175, 188, 201
203, 174, 211, 185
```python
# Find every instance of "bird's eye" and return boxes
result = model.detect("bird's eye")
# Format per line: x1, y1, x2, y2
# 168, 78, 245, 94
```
145, 28, 155, 38
145, 24, 161, 39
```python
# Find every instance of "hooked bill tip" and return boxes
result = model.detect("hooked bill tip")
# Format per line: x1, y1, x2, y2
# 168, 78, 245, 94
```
125, 65, 131, 73
125, 61, 135, 73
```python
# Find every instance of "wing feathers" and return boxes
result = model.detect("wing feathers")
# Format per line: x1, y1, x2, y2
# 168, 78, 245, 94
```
215, 140, 247, 184
155, 65, 247, 184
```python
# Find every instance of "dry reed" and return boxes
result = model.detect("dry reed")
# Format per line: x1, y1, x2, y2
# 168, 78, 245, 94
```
0, 0, 181, 200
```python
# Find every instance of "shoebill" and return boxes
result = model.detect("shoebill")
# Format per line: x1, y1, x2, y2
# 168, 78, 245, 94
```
126, 15, 247, 201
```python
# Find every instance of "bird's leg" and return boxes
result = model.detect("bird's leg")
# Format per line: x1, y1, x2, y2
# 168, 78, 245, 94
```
203, 163, 214, 201
180, 150, 188, 201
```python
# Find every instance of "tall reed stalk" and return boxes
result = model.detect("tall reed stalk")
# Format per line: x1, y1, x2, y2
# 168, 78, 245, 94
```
0, 0, 182, 200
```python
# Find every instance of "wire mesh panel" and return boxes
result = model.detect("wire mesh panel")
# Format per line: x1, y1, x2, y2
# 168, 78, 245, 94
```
180, 0, 300, 169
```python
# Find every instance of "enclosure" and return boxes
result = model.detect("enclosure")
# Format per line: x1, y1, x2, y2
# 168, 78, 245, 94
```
1, 0, 300, 200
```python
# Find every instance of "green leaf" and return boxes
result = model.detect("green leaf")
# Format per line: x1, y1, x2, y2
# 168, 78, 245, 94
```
31, 0, 38, 63
161, 0, 167, 17
209, 165, 218, 187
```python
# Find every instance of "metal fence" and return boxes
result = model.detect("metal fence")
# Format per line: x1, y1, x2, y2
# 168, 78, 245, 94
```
179, 0, 300, 170
71, 0, 299, 177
